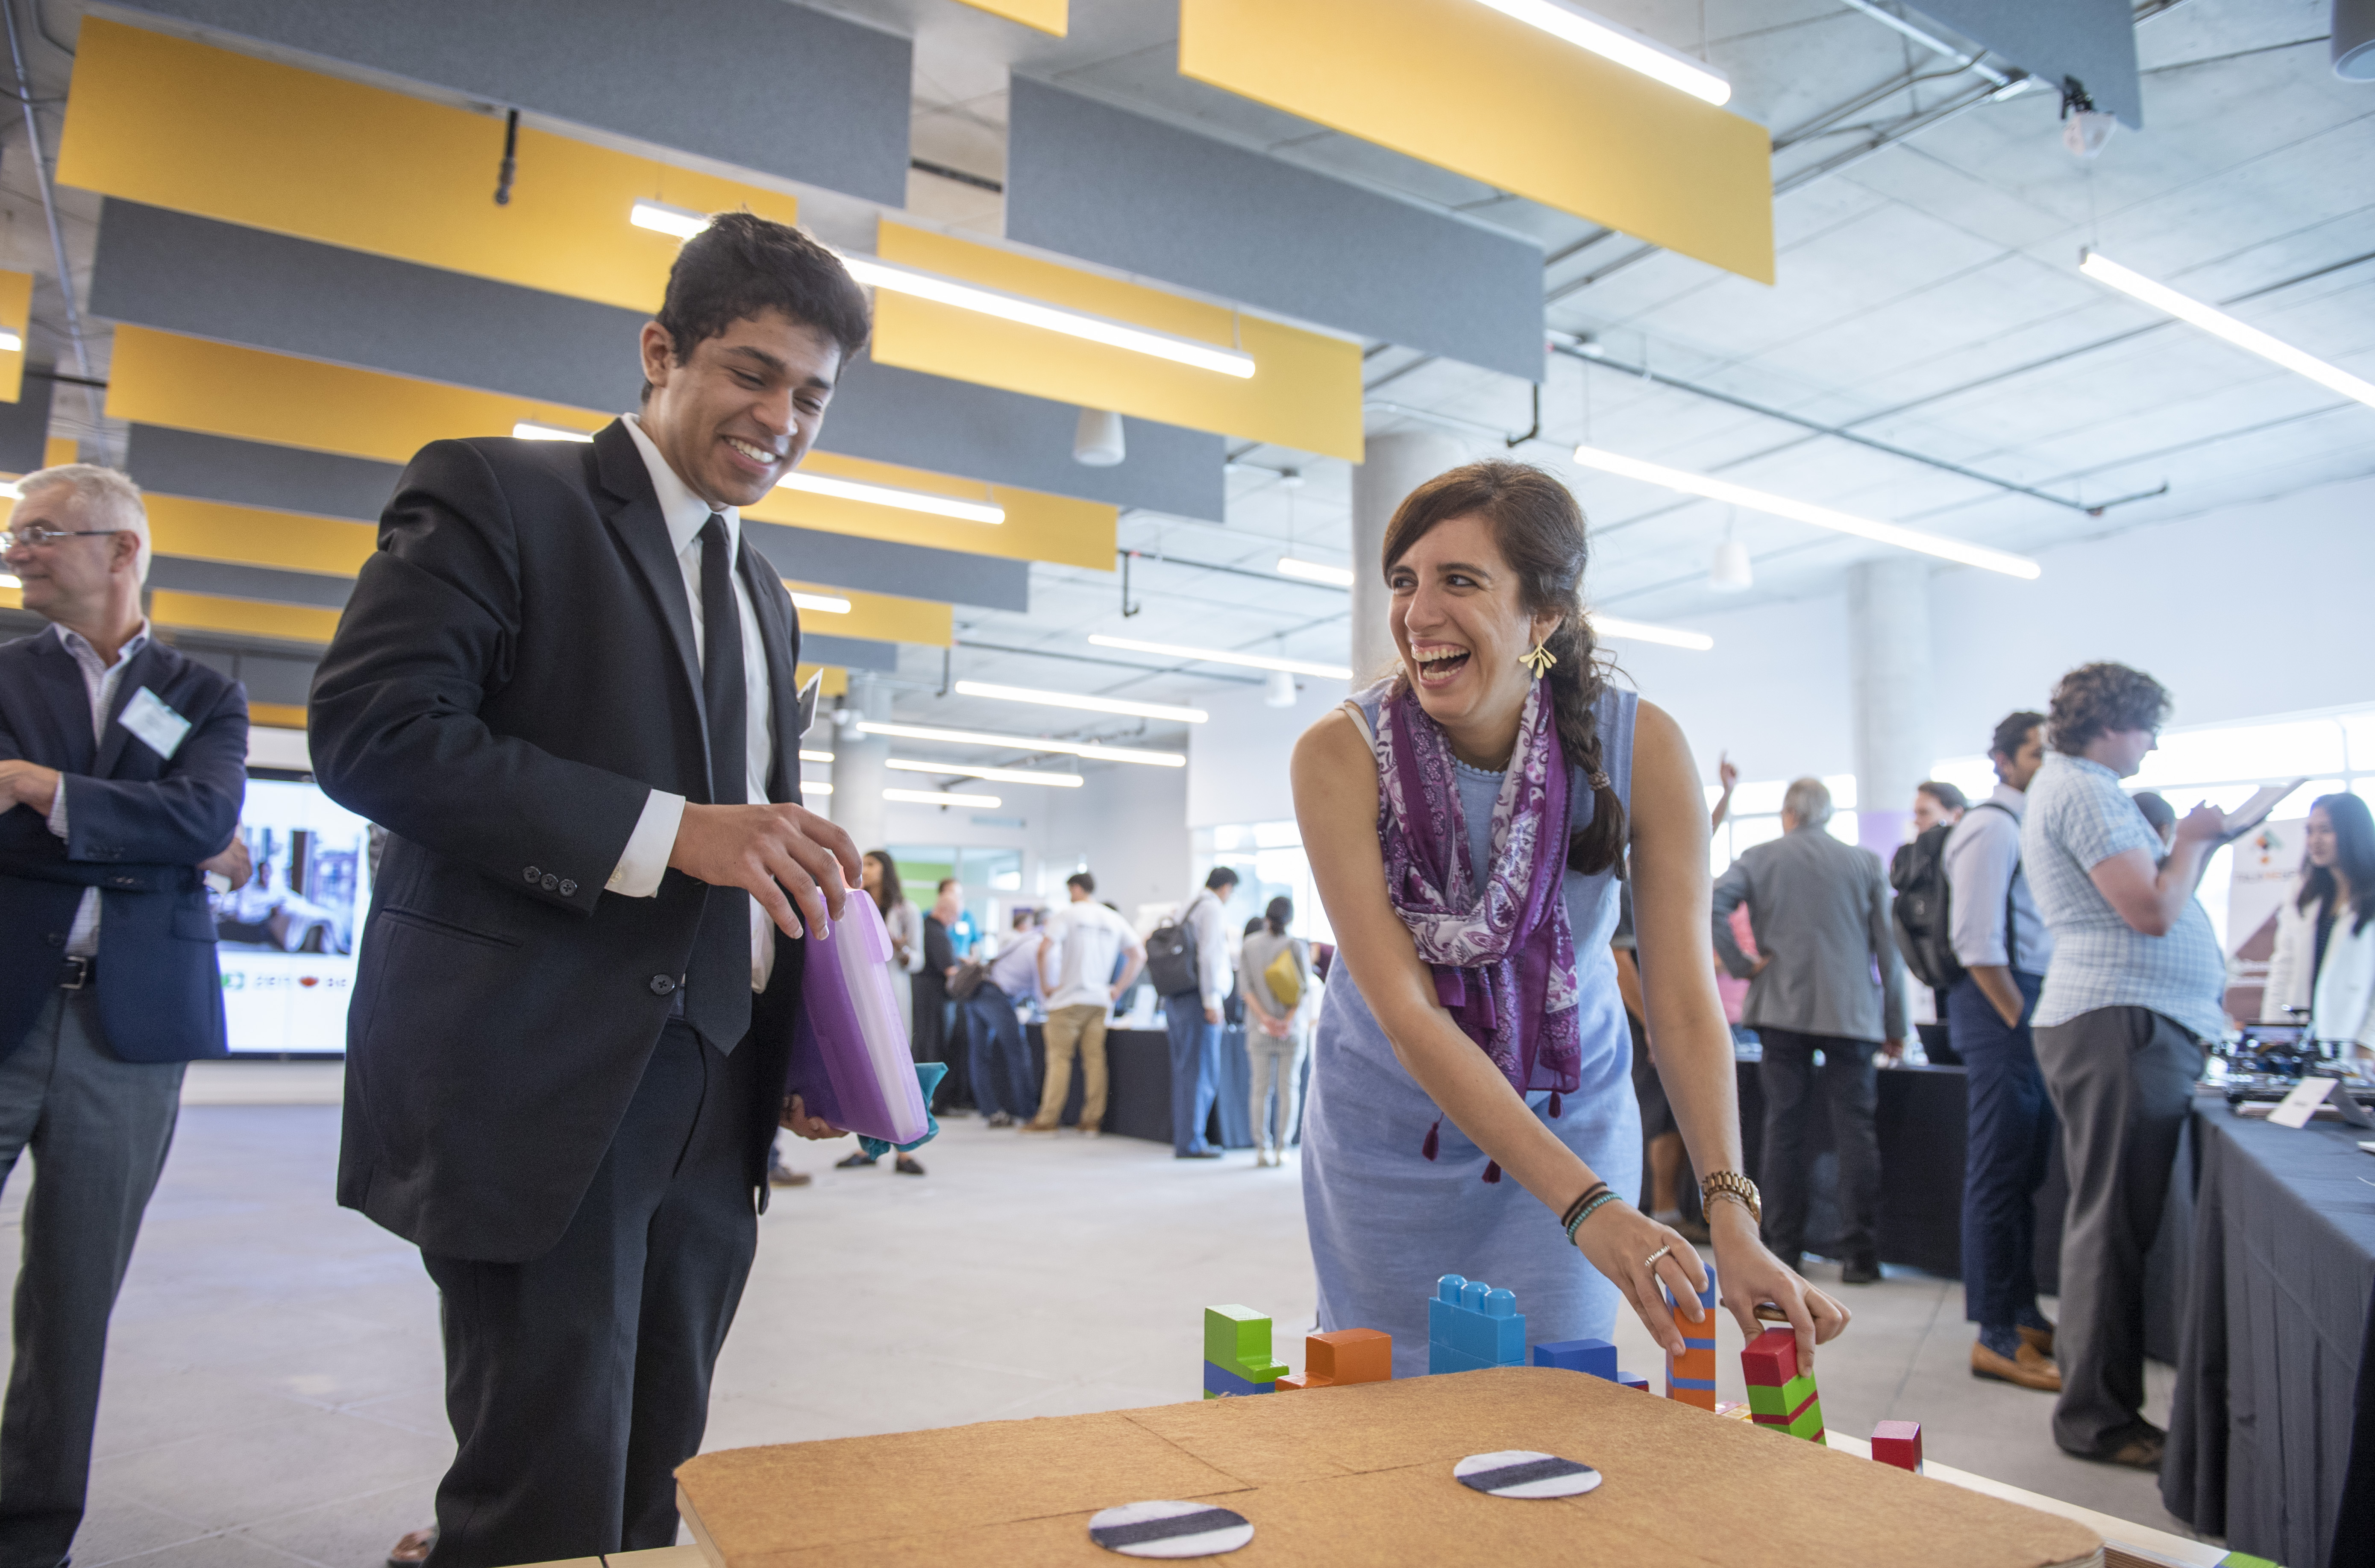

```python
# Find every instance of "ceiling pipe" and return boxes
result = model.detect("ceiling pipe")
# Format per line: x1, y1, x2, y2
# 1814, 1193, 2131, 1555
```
1, 0, 96, 433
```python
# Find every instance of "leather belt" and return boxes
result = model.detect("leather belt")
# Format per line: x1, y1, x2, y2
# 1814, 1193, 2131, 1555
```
58, 956, 96, 989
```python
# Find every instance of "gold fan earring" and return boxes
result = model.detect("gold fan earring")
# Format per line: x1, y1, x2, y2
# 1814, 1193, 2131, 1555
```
1520, 638, 1558, 679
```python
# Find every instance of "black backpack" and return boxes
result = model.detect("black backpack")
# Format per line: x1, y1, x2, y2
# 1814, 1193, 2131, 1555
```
1889, 803, 2016, 991
1144, 908, 1203, 998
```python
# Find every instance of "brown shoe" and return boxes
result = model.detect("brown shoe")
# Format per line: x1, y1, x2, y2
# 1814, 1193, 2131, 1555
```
768, 1167, 812, 1187
2018, 1322, 2055, 1358
2078, 1420, 2166, 1470
1971, 1339, 2062, 1392
388, 1525, 436, 1568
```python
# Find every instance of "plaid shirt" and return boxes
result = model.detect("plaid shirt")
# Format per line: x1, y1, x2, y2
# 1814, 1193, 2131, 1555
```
2021, 751, 2226, 1041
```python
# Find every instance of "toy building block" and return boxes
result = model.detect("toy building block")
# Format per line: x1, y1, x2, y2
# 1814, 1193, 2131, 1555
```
1618, 1369, 1650, 1392
1662, 1264, 1719, 1410
1201, 1304, 1288, 1399
1532, 1338, 1619, 1381
1427, 1275, 1526, 1375
1714, 1401, 1755, 1421
1870, 1421, 1923, 1473
1307, 1328, 1392, 1386
1740, 1326, 1798, 1391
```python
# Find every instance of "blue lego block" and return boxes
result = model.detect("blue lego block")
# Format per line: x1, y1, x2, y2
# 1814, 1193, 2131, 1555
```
1533, 1338, 1619, 1380
1426, 1273, 1526, 1370
1427, 1339, 1498, 1375
1618, 1369, 1650, 1391
1202, 1360, 1276, 1398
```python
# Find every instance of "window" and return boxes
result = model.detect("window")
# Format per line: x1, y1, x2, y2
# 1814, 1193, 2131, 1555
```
1196, 822, 1335, 949
1708, 774, 1858, 875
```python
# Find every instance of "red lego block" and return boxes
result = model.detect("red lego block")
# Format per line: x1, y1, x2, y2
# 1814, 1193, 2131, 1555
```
1871, 1420, 1923, 1473
1740, 1327, 1798, 1389
1308, 1328, 1393, 1386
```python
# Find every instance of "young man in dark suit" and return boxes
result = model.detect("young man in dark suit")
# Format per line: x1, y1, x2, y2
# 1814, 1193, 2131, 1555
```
0, 465, 249, 1568
310, 214, 868, 1568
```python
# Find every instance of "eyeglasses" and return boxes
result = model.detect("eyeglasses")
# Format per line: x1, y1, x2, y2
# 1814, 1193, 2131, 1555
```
0, 525, 126, 550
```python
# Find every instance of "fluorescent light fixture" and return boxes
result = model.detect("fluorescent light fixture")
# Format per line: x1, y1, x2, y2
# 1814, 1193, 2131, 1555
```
630, 199, 710, 240
787, 591, 850, 615
1594, 615, 1714, 651
1473, 0, 1731, 104
1087, 633, 1352, 680
777, 470, 1004, 526
887, 758, 1083, 788
952, 680, 1208, 724
837, 254, 1256, 380
804, 780, 834, 797
2080, 249, 2375, 410
1570, 444, 2042, 579
856, 720, 1184, 768
0, 480, 19, 499
884, 786, 1000, 809
1277, 555, 1357, 588
0, 573, 18, 588
514, 420, 595, 442
799, 749, 834, 764
0, 330, 21, 353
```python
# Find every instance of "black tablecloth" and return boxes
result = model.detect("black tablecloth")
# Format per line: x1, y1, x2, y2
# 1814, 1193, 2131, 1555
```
1023, 1023, 1261, 1148
2164, 1097, 2375, 1568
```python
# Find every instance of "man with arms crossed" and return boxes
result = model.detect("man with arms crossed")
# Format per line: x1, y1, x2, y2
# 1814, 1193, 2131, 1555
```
0, 466, 248, 1568
311, 214, 866, 1566
1027, 872, 1144, 1134
2022, 663, 2225, 1469
1943, 711, 2059, 1392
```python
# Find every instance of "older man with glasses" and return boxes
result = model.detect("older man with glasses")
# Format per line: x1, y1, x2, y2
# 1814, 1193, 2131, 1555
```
0, 464, 250, 1568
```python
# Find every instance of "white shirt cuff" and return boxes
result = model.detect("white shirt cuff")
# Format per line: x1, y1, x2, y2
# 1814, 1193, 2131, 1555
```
45, 776, 68, 840
607, 789, 686, 897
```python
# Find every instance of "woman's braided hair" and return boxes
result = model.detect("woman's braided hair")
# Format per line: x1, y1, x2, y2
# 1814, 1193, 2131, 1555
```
1380, 459, 1626, 877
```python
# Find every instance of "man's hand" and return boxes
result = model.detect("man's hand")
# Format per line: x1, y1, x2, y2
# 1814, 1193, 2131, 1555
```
1204, 1002, 1222, 1026
0, 760, 60, 816
1749, 954, 1772, 979
667, 802, 860, 939
1880, 1037, 1905, 1064
200, 834, 253, 885
1718, 753, 1738, 791
2174, 803, 2228, 847
779, 1093, 845, 1140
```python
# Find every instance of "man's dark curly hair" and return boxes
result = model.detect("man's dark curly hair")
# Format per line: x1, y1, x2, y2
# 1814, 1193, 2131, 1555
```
642, 211, 870, 398
2046, 662, 2171, 756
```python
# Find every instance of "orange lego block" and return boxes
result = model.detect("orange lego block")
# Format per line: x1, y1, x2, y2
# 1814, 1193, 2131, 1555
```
1274, 1373, 1311, 1391
1308, 1328, 1393, 1386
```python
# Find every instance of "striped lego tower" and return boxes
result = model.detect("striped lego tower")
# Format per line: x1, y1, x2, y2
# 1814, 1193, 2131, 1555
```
1741, 1326, 1826, 1444
1662, 1263, 1718, 1410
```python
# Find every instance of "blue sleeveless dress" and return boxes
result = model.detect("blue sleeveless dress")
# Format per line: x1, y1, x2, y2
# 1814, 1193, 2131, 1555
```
1302, 681, 1640, 1377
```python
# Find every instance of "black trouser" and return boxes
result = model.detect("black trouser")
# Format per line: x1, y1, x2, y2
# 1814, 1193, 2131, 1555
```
1755, 1027, 1880, 1266
423, 1021, 760, 1568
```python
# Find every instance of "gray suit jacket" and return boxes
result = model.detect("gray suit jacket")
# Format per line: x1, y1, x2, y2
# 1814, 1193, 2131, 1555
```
1712, 824, 1906, 1043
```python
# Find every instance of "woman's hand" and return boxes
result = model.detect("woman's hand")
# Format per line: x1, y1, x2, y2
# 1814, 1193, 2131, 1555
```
1571, 1200, 1712, 1357
779, 1094, 845, 1140
1704, 1199, 1850, 1371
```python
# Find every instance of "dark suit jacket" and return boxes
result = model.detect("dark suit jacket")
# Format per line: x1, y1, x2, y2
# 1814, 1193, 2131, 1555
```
0, 629, 247, 1062
309, 420, 809, 1263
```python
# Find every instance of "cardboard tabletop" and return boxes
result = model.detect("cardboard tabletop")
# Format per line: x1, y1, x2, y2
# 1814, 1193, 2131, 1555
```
674, 1366, 2103, 1567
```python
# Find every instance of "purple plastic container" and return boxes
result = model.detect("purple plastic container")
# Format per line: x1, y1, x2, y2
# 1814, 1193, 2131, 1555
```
785, 892, 930, 1146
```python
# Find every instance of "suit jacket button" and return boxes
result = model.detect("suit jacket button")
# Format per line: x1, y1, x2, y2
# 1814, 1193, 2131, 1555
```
559, 879, 577, 896
650, 975, 677, 996
524, 865, 542, 883
541, 873, 558, 891
44, 932, 63, 947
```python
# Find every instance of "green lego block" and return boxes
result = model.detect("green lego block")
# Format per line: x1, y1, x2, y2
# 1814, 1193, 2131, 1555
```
1744, 1370, 1818, 1417
1205, 1304, 1273, 1367
1782, 1400, 1826, 1442
2216, 1556, 2281, 1568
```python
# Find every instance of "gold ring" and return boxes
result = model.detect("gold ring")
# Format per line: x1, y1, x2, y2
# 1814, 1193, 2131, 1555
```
1642, 1244, 1672, 1270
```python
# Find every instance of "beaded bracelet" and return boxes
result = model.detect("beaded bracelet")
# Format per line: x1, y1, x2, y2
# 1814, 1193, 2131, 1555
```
1559, 1181, 1609, 1231
1564, 1190, 1621, 1245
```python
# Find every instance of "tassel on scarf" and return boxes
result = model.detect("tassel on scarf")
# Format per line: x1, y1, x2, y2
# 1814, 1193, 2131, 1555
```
1483, 1161, 1503, 1184
1422, 1119, 1440, 1161
1548, 1091, 1564, 1118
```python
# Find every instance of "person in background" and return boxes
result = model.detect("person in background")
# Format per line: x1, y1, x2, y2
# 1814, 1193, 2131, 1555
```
1943, 711, 2058, 1393
2023, 662, 2227, 1469
960, 907, 1044, 1127
2132, 791, 2177, 855
1240, 897, 1311, 1167
1165, 867, 1239, 1159
1028, 871, 1143, 1134
0, 464, 250, 1568
1898, 779, 1972, 1063
1712, 776, 1905, 1286
919, 878, 963, 1113
866, 849, 925, 1043
842, 864, 941, 1175
2263, 793, 2375, 1054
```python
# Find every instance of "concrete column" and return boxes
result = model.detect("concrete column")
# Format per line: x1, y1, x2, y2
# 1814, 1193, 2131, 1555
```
829, 673, 892, 853
1847, 557, 1934, 860
1348, 429, 1468, 683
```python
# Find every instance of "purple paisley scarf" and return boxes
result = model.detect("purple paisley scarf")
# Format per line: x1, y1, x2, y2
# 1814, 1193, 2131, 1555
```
1374, 674, 1581, 1119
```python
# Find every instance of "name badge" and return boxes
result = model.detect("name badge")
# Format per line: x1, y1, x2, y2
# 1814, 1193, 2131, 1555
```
120, 686, 193, 760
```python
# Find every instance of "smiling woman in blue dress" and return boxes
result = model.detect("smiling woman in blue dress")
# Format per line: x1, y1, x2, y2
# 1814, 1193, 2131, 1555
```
1292, 461, 1849, 1375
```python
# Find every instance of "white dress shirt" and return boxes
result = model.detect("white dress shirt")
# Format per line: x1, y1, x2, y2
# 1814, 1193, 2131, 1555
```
1182, 888, 1236, 1013
1943, 782, 2054, 975
45, 619, 154, 958
603, 414, 779, 989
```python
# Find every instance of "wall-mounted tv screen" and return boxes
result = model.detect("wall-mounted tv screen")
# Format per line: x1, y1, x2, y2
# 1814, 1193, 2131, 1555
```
212, 773, 373, 1055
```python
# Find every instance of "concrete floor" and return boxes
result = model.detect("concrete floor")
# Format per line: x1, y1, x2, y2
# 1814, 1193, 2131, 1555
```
2, 1081, 2202, 1567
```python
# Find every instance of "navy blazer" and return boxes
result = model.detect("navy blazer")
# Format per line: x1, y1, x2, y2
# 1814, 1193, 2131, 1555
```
310, 422, 810, 1263
0, 628, 249, 1063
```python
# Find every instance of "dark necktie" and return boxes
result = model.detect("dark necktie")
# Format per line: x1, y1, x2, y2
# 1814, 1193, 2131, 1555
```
687, 513, 752, 1052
